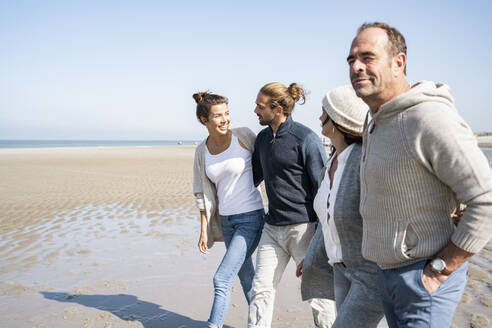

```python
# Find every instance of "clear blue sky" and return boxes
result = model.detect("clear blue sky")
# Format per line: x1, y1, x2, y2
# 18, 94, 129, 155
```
1, 0, 490, 140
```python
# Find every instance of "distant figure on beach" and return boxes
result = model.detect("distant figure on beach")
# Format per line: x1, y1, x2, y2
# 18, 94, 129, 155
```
248, 82, 336, 328
298, 85, 385, 327
348, 22, 492, 327
192, 91, 265, 328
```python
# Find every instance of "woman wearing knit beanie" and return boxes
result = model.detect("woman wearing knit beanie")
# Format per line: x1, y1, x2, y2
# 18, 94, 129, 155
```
297, 85, 385, 327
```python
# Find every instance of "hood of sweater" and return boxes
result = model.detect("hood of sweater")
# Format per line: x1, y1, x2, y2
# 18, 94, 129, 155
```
373, 81, 456, 122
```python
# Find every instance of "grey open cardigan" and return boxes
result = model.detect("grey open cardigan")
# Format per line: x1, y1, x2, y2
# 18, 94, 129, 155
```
192, 127, 257, 249
301, 144, 379, 300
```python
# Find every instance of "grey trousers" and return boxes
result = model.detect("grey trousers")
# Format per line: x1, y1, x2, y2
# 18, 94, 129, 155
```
332, 262, 385, 327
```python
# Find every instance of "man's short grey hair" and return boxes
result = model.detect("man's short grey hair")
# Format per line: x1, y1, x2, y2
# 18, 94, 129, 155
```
357, 22, 407, 74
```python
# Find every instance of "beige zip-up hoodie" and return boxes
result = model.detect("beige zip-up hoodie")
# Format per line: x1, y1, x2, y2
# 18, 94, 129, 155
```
360, 81, 492, 269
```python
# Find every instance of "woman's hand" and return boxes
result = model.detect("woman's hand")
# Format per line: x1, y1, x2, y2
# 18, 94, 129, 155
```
198, 233, 209, 254
296, 259, 304, 277
198, 211, 209, 254
451, 204, 466, 226
451, 211, 464, 226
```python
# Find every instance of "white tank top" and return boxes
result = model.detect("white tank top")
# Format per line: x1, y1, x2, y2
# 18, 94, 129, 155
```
205, 135, 263, 216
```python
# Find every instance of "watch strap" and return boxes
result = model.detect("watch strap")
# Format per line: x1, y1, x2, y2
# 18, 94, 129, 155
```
432, 257, 453, 276
441, 267, 453, 276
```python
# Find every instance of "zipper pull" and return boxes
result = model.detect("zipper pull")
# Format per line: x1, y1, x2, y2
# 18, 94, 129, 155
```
369, 121, 375, 134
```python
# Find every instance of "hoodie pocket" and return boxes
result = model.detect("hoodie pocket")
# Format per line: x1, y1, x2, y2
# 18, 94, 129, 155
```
395, 221, 419, 261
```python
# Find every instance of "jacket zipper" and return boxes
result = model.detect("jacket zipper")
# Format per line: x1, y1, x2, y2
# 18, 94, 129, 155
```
361, 118, 374, 212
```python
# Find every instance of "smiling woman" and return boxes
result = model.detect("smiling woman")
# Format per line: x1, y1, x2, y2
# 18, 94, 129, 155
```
191, 91, 265, 328
194, 92, 231, 154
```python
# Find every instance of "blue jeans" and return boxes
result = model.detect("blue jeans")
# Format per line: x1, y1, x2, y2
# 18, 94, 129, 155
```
378, 259, 468, 328
332, 262, 385, 328
208, 209, 265, 328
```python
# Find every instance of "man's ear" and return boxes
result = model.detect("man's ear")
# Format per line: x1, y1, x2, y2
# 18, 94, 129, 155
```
200, 116, 208, 124
274, 106, 284, 117
392, 52, 406, 77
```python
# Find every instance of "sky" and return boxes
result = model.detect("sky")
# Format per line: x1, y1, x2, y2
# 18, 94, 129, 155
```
1, 0, 491, 140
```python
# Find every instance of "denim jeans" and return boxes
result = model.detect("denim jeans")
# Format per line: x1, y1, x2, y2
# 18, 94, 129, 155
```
332, 262, 385, 328
208, 209, 265, 328
378, 259, 468, 328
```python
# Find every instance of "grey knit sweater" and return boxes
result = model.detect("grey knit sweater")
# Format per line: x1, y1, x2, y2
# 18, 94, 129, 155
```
360, 81, 492, 269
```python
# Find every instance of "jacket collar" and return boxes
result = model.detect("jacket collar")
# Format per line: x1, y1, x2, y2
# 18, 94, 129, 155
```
269, 115, 293, 136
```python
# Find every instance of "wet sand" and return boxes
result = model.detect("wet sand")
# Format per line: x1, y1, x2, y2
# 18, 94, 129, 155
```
0, 146, 490, 327
0, 146, 314, 328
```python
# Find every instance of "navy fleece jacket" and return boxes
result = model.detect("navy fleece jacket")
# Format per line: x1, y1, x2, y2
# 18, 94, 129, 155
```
252, 116, 327, 226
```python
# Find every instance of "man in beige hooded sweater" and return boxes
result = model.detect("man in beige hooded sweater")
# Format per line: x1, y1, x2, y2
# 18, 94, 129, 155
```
347, 22, 492, 327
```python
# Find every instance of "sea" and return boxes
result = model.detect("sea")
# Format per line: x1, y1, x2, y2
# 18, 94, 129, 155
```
1, 140, 491, 163
482, 147, 492, 166
0, 140, 200, 149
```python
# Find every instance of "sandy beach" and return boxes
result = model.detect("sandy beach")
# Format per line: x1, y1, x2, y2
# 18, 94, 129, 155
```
0, 146, 491, 328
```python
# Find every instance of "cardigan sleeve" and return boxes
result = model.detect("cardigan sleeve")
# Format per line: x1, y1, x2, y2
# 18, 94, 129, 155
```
233, 127, 257, 152
193, 144, 206, 211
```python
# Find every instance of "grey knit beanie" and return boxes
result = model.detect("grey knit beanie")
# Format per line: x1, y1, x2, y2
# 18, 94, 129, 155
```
322, 85, 368, 135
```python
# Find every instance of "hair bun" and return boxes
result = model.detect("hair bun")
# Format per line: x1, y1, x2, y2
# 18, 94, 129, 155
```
192, 91, 211, 104
287, 83, 306, 105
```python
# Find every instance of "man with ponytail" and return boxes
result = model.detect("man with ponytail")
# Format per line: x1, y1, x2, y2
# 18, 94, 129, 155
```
248, 82, 336, 328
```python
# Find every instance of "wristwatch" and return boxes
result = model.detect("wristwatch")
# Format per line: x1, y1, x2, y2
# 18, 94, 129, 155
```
429, 257, 453, 276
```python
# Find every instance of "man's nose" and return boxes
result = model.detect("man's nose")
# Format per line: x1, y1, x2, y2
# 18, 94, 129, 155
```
352, 59, 364, 73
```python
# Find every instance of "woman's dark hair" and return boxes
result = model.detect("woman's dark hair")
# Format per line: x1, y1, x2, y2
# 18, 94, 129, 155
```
192, 91, 228, 125
326, 113, 362, 155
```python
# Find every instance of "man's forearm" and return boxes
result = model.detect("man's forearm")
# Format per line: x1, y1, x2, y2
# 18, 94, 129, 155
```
421, 241, 474, 294
436, 241, 474, 272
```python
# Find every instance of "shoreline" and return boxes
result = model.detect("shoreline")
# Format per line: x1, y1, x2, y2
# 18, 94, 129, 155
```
0, 144, 198, 151
0, 135, 490, 150
478, 135, 492, 148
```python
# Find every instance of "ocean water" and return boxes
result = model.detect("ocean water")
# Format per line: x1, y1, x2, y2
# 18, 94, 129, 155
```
0, 140, 200, 149
483, 147, 492, 166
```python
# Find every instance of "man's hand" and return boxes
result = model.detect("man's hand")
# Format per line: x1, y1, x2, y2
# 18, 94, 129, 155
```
296, 259, 304, 278
422, 262, 448, 294
421, 242, 474, 294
